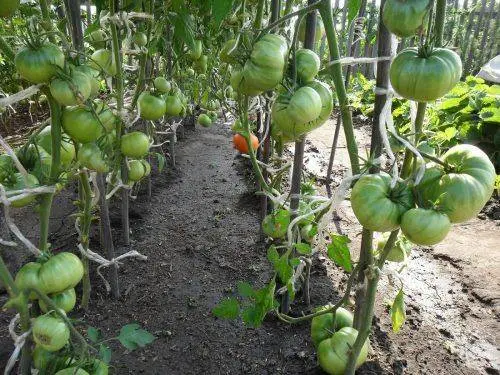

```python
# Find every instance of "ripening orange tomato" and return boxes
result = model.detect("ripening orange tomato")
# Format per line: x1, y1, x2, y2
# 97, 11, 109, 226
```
233, 133, 259, 154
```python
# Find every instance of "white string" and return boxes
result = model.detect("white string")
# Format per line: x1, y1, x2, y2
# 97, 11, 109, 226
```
77, 244, 147, 293
4, 314, 31, 375
324, 55, 392, 69
0, 85, 42, 109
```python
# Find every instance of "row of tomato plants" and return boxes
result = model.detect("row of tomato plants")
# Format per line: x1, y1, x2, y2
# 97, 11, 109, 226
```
211, 0, 496, 374
0, 0, 239, 373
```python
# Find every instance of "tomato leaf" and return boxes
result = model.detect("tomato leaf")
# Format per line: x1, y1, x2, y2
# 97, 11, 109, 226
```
347, 0, 362, 23
117, 324, 155, 350
390, 288, 406, 333
212, 297, 240, 319
241, 279, 277, 328
155, 152, 166, 172
211, 0, 235, 28
237, 281, 254, 298
327, 234, 352, 272
87, 326, 101, 343
170, 11, 195, 51
99, 344, 112, 364
295, 242, 311, 255
266, 245, 279, 264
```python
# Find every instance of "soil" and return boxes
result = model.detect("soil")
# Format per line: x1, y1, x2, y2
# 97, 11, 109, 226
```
0, 116, 499, 375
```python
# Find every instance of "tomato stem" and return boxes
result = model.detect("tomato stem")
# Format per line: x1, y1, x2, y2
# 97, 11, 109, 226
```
79, 171, 93, 310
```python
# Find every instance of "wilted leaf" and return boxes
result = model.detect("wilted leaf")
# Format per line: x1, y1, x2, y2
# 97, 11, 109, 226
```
390, 288, 406, 333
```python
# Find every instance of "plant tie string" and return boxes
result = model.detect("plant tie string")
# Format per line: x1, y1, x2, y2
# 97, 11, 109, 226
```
4, 314, 31, 375
0, 85, 43, 110
77, 244, 147, 293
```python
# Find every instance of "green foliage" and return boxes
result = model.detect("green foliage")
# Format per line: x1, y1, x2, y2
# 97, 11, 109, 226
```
326, 234, 352, 272
347, 73, 375, 116
212, 278, 279, 328
118, 323, 156, 350
427, 76, 500, 170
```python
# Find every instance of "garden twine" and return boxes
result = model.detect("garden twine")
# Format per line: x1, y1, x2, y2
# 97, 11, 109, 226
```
5, 314, 31, 375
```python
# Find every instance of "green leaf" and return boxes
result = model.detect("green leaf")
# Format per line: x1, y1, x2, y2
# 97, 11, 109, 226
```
295, 243, 312, 255
326, 234, 352, 272
212, 297, 240, 319
480, 106, 500, 123
87, 327, 101, 343
117, 324, 155, 351
211, 0, 235, 27
170, 12, 195, 51
237, 281, 254, 298
241, 279, 277, 328
272, 251, 294, 284
347, 0, 362, 23
390, 288, 406, 333
155, 152, 166, 172
99, 344, 112, 364
266, 245, 279, 264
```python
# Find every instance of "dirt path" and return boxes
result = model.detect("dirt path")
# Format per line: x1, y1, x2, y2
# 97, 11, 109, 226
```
1, 120, 498, 374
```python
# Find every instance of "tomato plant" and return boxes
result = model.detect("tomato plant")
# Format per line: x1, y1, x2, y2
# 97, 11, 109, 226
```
50, 69, 92, 106
62, 106, 103, 144
138, 92, 166, 120
310, 307, 354, 347
233, 133, 259, 154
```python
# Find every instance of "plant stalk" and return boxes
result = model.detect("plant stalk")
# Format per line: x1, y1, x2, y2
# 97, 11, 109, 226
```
319, 0, 360, 174
79, 171, 93, 309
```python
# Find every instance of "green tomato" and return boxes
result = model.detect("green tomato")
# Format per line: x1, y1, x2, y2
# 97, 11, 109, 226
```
89, 49, 117, 76
93, 100, 116, 133
14, 262, 42, 300
273, 80, 333, 142
62, 106, 103, 143
311, 306, 354, 347
262, 209, 291, 238
133, 32, 148, 47
121, 131, 150, 158
127, 159, 151, 182
197, 114, 212, 127
88, 30, 107, 49
33, 314, 70, 352
298, 16, 325, 43
15, 43, 65, 83
74, 65, 101, 97
400, 208, 451, 245
77, 143, 109, 172
390, 48, 462, 102
138, 92, 166, 121
37, 126, 76, 167
296, 49, 320, 83
164, 95, 183, 116
39, 288, 77, 313
351, 173, 414, 232
375, 233, 412, 262
4, 173, 39, 208
55, 368, 89, 375
383, 0, 430, 37
38, 252, 84, 294
50, 69, 92, 106
272, 87, 322, 140
188, 40, 203, 61
416, 144, 495, 223
317, 327, 368, 375
233, 34, 288, 96
154, 77, 171, 93
0, 0, 20, 17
